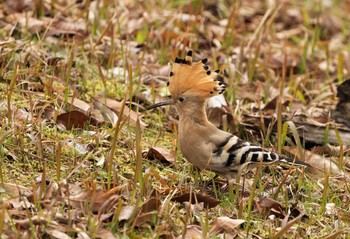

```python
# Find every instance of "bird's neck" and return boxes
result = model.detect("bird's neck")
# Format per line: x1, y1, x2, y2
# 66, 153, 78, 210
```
178, 102, 213, 128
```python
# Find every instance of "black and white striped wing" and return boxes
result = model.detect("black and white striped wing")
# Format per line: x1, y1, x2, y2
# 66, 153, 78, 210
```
212, 135, 300, 170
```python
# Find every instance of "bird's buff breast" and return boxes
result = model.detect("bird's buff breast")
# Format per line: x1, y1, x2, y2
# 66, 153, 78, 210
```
178, 128, 212, 170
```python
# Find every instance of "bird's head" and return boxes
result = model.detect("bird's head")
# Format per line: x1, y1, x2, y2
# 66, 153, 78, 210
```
146, 51, 225, 114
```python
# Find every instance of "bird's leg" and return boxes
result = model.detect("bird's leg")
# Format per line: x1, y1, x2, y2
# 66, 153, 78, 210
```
227, 178, 236, 200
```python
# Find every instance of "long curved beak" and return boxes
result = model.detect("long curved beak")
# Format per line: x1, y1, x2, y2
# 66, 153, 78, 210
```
144, 99, 174, 111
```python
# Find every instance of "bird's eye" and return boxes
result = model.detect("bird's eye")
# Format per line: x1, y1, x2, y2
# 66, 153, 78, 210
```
179, 97, 185, 103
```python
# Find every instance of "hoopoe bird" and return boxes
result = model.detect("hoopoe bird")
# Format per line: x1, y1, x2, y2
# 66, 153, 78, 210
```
146, 51, 309, 183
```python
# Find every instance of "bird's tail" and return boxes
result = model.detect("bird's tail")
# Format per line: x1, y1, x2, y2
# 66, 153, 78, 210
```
273, 152, 311, 167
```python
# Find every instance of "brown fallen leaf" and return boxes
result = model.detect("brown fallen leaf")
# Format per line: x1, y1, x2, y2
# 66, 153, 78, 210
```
266, 52, 300, 72
45, 56, 64, 66
172, 192, 220, 208
97, 194, 121, 217
64, 138, 90, 155
97, 97, 147, 128
134, 211, 158, 227
236, 82, 265, 101
99, 212, 114, 222
15, 213, 57, 229
146, 147, 175, 164
58, 97, 104, 127
9, 14, 47, 34
6, 209, 27, 220
283, 147, 342, 177
45, 229, 72, 239
14, 107, 33, 123
46, 18, 88, 42
2, 183, 31, 196
263, 96, 290, 112
140, 197, 161, 214
66, 97, 92, 113
93, 99, 119, 126
95, 228, 118, 239
275, 28, 304, 40
132, 198, 162, 227
68, 187, 124, 213
7, 197, 33, 210
257, 197, 285, 219
43, 181, 58, 201
311, 144, 350, 157
5, 1, 27, 12
209, 216, 245, 235
118, 205, 136, 222
177, 225, 202, 239
154, 222, 174, 238
56, 110, 98, 130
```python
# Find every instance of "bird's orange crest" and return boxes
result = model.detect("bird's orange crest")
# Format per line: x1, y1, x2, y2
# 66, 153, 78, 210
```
168, 51, 225, 98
